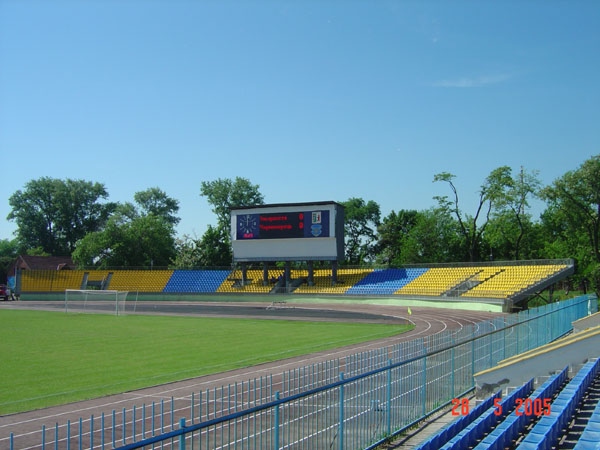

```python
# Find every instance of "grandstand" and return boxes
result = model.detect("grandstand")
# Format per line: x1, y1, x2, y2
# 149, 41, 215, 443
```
13, 259, 574, 312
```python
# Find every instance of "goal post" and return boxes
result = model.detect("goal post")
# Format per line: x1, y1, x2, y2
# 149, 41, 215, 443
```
65, 289, 129, 315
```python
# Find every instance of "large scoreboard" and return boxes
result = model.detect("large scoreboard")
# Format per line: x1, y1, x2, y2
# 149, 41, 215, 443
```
231, 202, 344, 262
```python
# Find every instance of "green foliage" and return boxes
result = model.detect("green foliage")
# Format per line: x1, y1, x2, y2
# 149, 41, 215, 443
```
7, 177, 115, 255
0, 309, 412, 414
200, 177, 265, 231
7, 156, 600, 278
486, 166, 541, 260
376, 209, 464, 265
540, 155, 600, 267
484, 212, 540, 261
134, 187, 180, 226
191, 177, 264, 267
71, 188, 180, 268
73, 215, 176, 268
0, 239, 19, 283
434, 167, 541, 262
376, 209, 419, 265
402, 209, 464, 264
0, 239, 19, 281
433, 171, 491, 261
589, 263, 600, 297
0, 238, 19, 258
197, 225, 232, 266
171, 227, 232, 268
171, 235, 203, 268
341, 197, 381, 264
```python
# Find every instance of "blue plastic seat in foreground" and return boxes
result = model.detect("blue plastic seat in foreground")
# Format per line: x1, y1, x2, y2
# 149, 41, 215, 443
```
414, 392, 501, 450
437, 380, 535, 450
516, 360, 600, 450
574, 367, 600, 450
474, 367, 569, 450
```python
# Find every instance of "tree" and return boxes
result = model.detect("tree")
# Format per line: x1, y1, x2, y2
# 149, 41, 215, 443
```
72, 187, 180, 268
340, 198, 381, 265
0, 239, 19, 283
200, 177, 265, 232
7, 177, 115, 255
401, 208, 463, 264
134, 187, 180, 227
171, 235, 203, 268
538, 204, 582, 260
170, 226, 233, 268
376, 209, 419, 266
72, 214, 176, 268
196, 225, 232, 267
433, 170, 514, 262
540, 155, 600, 265
486, 166, 541, 260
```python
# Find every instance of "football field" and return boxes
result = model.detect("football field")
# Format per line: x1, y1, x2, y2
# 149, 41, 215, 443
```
0, 308, 412, 415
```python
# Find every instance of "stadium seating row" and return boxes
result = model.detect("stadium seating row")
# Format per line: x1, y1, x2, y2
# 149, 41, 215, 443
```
574, 378, 600, 449
475, 366, 569, 449
17, 263, 569, 299
516, 359, 600, 449
415, 361, 600, 450
414, 391, 504, 450
415, 379, 534, 450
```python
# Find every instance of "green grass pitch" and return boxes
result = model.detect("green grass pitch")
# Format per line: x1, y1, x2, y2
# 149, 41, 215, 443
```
0, 310, 413, 415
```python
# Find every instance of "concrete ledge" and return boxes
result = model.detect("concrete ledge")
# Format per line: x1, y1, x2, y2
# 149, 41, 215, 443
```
573, 310, 600, 333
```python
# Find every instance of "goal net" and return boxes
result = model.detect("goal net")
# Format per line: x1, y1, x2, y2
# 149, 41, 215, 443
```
65, 289, 129, 315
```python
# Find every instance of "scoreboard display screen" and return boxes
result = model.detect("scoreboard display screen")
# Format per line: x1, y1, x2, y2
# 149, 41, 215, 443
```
236, 211, 330, 240
231, 202, 344, 262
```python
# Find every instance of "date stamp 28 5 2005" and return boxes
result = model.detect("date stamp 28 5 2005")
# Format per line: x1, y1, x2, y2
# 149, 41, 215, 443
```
451, 397, 551, 417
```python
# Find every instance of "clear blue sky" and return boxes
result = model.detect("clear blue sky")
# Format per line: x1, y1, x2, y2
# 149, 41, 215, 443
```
1, 1, 598, 241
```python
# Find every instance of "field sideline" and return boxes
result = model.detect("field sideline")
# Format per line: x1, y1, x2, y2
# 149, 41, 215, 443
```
0, 309, 413, 415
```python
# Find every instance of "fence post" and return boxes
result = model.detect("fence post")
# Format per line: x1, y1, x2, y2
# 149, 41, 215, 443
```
386, 359, 392, 436
122, 407, 126, 446
422, 355, 427, 416
179, 418, 186, 450
112, 409, 116, 448
471, 338, 475, 379
338, 372, 345, 450
273, 391, 280, 450
451, 339, 455, 400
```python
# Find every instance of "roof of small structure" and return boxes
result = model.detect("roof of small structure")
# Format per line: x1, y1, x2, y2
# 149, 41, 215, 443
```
13, 255, 75, 271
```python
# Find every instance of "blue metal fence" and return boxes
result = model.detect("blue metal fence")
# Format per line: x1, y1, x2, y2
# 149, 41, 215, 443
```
6, 295, 596, 450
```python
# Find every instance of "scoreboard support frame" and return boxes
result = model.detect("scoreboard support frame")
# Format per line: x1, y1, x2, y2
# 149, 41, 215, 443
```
236, 260, 338, 292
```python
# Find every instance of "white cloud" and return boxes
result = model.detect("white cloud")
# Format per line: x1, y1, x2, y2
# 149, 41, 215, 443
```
432, 74, 512, 88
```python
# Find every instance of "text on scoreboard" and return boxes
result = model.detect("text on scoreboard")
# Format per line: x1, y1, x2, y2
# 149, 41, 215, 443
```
236, 210, 330, 240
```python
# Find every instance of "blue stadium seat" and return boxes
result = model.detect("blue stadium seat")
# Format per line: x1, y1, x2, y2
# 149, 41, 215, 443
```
418, 381, 537, 450
164, 270, 230, 293
345, 268, 428, 295
414, 392, 502, 450
516, 360, 600, 450
473, 368, 569, 450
